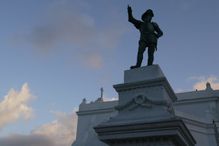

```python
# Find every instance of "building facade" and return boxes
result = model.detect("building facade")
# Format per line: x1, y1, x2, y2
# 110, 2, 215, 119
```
72, 66, 219, 146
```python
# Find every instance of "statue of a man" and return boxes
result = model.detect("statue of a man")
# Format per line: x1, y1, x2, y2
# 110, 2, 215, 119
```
127, 5, 163, 69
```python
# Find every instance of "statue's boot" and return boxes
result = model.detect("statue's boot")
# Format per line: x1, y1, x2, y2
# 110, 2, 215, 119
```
130, 65, 140, 69
130, 59, 142, 69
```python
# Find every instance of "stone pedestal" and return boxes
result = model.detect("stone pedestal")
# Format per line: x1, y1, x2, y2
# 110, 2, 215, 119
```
94, 65, 196, 146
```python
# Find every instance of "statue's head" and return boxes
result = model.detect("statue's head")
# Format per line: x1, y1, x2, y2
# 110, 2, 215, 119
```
141, 9, 154, 21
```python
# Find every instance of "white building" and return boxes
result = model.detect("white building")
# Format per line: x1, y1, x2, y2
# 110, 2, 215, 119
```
72, 66, 219, 146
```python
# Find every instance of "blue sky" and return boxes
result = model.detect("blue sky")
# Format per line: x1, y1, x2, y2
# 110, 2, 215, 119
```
0, 0, 219, 145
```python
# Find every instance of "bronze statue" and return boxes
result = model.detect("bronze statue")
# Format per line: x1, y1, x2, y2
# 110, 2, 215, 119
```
127, 5, 163, 69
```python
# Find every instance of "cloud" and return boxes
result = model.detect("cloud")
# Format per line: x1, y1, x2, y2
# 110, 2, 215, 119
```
33, 1, 124, 50
80, 52, 103, 69
32, 111, 77, 146
191, 76, 219, 90
27, 5, 97, 50
13, 0, 126, 69
0, 83, 34, 129
0, 111, 77, 146
0, 134, 55, 146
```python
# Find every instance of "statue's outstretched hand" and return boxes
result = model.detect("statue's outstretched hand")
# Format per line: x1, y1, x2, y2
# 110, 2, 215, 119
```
127, 5, 132, 14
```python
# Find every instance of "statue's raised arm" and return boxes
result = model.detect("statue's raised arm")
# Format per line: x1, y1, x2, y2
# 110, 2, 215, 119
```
127, 5, 142, 29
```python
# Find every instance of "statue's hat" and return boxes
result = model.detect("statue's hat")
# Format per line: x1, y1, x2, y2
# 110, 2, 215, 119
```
141, 9, 154, 20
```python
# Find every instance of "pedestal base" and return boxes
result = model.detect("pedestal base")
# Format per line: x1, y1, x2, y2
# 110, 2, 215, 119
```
95, 65, 196, 146
95, 118, 196, 146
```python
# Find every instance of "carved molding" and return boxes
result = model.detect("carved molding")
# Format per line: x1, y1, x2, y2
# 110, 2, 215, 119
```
115, 95, 175, 115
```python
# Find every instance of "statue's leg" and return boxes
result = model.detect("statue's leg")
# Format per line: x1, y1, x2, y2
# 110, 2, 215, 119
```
131, 41, 146, 69
136, 46, 145, 66
147, 45, 155, 66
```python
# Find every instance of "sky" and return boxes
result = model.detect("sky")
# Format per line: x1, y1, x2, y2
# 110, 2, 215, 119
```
0, 0, 219, 146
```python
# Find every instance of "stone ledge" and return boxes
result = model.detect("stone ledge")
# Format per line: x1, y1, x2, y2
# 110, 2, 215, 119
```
124, 65, 164, 83
94, 119, 196, 146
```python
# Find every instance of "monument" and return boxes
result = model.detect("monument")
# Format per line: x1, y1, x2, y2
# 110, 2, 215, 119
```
93, 7, 195, 146
72, 6, 219, 146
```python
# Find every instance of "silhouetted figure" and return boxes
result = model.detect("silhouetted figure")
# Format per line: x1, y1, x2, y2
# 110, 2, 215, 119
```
128, 5, 163, 69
